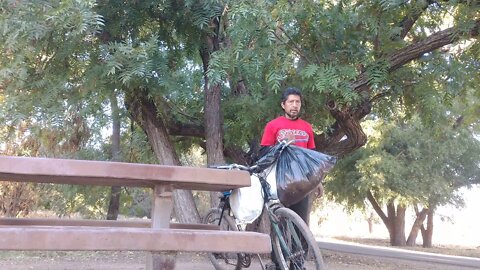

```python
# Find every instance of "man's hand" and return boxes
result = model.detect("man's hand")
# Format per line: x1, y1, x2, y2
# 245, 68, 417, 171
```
285, 132, 296, 142
313, 184, 324, 198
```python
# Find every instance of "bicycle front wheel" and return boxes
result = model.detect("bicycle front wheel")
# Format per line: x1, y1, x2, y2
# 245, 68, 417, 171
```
271, 207, 325, 270
203, 208, 244, 270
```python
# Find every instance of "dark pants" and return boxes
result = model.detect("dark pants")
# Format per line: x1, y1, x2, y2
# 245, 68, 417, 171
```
288, 194, 311, 225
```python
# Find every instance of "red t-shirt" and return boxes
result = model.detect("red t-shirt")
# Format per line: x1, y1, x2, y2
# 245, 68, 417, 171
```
260, 116, 316, 149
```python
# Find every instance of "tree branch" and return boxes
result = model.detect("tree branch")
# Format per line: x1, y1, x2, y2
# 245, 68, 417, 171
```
351, 19, 480, 92
316, 20, 479, 156
389, 20, 480, 71
275, 25, 310, 64
396, 0, 475, 41
367, 190, 390, 227
167, 121, 204, 138
394, 0, 434, 40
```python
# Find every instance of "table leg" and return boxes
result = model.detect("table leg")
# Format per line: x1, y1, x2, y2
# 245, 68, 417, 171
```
146, 252, 176, 270
147, 184, 176, 270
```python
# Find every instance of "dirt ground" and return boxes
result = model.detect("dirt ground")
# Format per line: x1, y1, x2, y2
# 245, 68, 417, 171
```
0, 238, 478, 270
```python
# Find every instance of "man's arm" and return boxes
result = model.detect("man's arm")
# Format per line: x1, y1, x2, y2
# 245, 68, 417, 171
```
260, 121, 276, 146
307, 123, 316, 149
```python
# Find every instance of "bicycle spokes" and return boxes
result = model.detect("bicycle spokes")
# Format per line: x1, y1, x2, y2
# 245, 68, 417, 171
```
278, 217, 308, 269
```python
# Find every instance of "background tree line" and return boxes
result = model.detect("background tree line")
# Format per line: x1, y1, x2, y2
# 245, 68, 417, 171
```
0, 0, 479, 247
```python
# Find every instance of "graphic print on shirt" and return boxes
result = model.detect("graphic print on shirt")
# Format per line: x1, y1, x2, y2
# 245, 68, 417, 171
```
277, 128, 309, 143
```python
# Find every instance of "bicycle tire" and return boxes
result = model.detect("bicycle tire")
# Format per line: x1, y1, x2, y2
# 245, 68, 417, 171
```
203, 208, 243, 270
271, 207, 325, 270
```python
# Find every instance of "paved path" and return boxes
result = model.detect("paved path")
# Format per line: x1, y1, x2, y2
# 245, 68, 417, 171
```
318, 238, 480, 268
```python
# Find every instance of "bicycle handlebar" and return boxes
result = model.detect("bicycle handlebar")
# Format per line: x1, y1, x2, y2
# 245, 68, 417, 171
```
209, 140, 295, 174
209, 163, 260, 173
278, 139, 295, 147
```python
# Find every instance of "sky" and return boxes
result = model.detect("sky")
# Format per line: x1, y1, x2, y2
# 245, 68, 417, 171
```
434, 185, 480, 246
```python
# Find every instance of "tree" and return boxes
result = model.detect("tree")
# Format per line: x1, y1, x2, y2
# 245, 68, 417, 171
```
328, 116, 480, 246
106, 90, 122, 220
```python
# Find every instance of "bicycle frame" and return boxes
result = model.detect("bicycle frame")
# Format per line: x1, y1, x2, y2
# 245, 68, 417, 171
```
217, 191, 232, 226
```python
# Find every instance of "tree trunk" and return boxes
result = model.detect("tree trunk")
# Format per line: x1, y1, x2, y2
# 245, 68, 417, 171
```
366, 191, 389, 227
202, 78, 225, 167
107, 91, 121, 220
367, 192, 406, 246
377, 198, 407, 246
367, 212, 374, 234
315, 101, 369, 156
392, 204, 407, 246
406, 206, 428, 246
107, 186, 122, 220
423, 208, 434, 248
200, 14, 227, 208
386, 202, 396, 244
125, 88, 200, 223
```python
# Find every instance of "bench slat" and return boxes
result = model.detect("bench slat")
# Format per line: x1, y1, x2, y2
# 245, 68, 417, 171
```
0, 226, 271, 253
0, 218, 219, 230
0, 156, 250, 191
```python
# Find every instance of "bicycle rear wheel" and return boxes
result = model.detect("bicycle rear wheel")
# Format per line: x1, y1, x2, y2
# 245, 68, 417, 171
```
271, 207, 325, 270
203, 208, 245, 270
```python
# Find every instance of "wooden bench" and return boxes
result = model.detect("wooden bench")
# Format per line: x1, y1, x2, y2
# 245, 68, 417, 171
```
0, 217, 218, 230
0, 155, 271, 269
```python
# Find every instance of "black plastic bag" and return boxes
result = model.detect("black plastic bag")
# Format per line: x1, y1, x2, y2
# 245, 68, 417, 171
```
254, 144, 284, 172
275, 145, 336, 206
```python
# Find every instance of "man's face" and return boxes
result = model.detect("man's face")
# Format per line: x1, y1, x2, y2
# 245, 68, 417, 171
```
281, 94, 302, 120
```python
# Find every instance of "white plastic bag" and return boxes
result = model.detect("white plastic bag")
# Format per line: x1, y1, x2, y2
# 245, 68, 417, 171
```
264, 163, 278, 200
229, 174, 263, 224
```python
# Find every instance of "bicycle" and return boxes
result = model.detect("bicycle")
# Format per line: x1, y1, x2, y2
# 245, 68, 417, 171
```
203, 141, 325, 270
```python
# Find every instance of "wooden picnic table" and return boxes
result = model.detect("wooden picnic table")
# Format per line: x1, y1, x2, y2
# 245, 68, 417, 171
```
0, 155, 271, 270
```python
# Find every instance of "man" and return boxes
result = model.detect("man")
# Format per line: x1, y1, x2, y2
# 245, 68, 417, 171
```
260, 87, 317, 270
261, 87, 315, 150
260, 87, 316, 224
